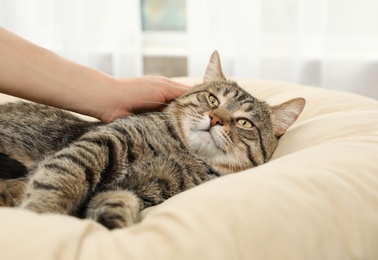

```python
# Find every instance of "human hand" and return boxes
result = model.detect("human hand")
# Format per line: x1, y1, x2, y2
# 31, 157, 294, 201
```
98, 76, 191, 123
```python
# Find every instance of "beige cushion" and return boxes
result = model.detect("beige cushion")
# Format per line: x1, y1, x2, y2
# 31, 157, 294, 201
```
1, 78, 378, 260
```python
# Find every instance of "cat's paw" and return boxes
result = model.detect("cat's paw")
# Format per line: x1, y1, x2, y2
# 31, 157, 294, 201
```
0, 179, 27, 207
94, 206, 134, 229
86, 190, 141, 229
0, 192, 13, 207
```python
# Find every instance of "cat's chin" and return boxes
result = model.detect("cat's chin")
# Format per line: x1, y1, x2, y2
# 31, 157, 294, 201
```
185, 129, 225, 159
198, 130, 214, 143
190, 130, 217, 149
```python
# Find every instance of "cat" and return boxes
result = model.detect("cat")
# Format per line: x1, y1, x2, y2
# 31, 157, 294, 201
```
0, 51, 305, 229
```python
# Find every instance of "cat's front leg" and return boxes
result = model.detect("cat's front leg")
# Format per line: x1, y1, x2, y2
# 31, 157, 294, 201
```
86, 190, 142, 229
19, 130, 125, 215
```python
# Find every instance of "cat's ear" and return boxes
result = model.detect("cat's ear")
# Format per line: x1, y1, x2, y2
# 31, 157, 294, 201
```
271, 98, 306, 138
203, 50, 226, 83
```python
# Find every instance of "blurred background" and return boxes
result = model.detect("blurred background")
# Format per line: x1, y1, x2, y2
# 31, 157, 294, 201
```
0, 0, 377, 99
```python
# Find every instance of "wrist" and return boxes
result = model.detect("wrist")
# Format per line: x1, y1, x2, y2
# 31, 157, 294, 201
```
87, 76, 138, 122
73, 70, 120, 121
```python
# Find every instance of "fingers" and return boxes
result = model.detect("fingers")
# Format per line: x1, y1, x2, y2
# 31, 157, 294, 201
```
159, 76, 191, 90
116, 76, 191, 110
164, 78, 192, 89
158, 77, 191, 101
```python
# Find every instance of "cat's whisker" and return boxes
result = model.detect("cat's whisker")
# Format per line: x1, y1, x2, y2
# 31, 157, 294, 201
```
158, 86, 187, 100
233, 142, 257, 168
140, 100, 170, 106
169, 84, 192, 90
154, 116, 186, 139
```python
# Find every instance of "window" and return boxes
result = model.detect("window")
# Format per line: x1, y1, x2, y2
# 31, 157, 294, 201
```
141, 0, 186, 31
140, 0, 187, 77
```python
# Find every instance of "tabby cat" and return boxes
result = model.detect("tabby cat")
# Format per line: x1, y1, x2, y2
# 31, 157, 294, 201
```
0, 51, 305, 229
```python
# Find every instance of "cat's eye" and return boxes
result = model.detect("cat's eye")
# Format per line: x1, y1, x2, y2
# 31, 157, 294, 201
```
208, 94, 219, 107
237, 119, 253, 128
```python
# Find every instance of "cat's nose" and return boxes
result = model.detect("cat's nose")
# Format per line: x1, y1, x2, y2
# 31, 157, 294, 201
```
209, 109, 231, 126
209, 114, 223, 126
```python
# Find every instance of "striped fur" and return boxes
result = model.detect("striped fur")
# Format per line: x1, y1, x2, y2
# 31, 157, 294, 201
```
0, 51, 305, 228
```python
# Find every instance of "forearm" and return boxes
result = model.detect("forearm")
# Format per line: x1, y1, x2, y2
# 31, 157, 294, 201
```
0, 27, 114, 118
0, 27, 190, 122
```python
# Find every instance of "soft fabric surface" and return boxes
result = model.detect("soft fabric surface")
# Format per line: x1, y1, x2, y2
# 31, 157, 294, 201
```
1, 78, 378, 260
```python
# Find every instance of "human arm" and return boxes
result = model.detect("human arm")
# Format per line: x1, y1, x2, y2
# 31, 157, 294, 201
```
0, 27, 190, 122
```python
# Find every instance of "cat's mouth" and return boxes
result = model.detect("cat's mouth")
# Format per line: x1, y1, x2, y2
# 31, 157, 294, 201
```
184, 117, 227, 154
195, 126, 226, 152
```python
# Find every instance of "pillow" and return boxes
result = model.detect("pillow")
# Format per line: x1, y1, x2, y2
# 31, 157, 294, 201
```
1, 78, 378, 260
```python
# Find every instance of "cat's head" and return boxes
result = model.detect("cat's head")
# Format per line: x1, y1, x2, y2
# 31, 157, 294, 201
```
166, 51, 305, 174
